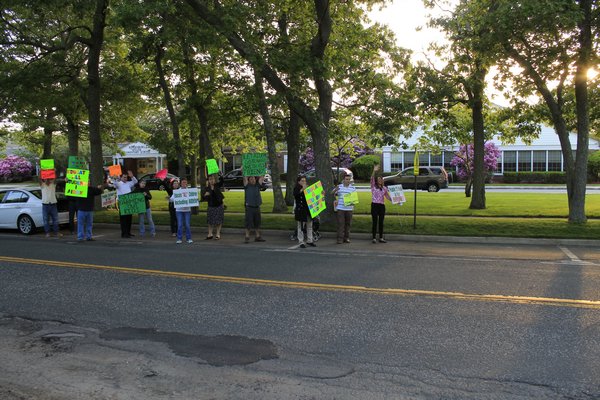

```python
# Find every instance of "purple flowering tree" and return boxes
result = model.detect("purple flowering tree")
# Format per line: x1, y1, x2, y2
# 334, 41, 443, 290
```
0, 155, 33, 182
299, 141, 373, 172
451, 142, 500, 197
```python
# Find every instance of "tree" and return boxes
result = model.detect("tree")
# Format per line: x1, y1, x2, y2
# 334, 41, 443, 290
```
488, 0, 598, 223
451, 141, 500, 192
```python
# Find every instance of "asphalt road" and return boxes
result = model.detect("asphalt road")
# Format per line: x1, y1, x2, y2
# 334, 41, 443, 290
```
1, 229, 600, 399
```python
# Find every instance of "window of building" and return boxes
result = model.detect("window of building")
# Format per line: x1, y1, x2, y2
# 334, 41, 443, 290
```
444, 151, 455, 170
390, 153, 403, 171
548, 150, 562, 171
404, 151, 415, 168
533, 151, 546, 171
518, 151, 532, 172
430, 153, 442, 165
504, 151, 517, 172
419, 152, 429, 166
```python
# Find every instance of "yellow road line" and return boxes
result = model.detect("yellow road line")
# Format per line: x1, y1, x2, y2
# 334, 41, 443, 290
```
1, 255, 600, 309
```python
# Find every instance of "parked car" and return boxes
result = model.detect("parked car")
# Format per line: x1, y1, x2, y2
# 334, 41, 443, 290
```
138, 172, 179, 191
221, 168, 271, 191
305, 167, 354, 185
0, 187, 69, 235
383, 166, 449, 192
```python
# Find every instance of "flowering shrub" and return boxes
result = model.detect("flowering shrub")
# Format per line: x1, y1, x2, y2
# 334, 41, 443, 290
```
0, 155, 33, 181
450, 142, 500, 180
299, 144, 373, 172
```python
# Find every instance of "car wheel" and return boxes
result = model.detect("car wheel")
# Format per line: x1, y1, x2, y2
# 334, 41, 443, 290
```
17, 214, 35, 235
427, 183, 440, 192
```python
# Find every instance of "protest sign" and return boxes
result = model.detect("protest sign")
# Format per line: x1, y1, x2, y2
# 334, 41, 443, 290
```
65, 169, 89, 198
68, 156, 87, 170
206, 159, 219, 175
40, 159, 54, 170
40, 169, 56, 179
388, 184, 406, 204
118, 192, 146, 215
304, 181, 326, 218
172, 188, 200, 209
242, 153, 267, 176
101, 191, 117, 208
155, 169, 167, 180
343, 191, 359, 206
108, 164, 122, 177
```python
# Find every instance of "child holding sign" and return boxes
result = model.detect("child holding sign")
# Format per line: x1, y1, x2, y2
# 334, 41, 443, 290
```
371, 165, 391, 243
332, 172, 356, 244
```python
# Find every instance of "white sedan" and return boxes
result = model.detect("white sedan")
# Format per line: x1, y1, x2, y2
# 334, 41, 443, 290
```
0, 187, 70, 235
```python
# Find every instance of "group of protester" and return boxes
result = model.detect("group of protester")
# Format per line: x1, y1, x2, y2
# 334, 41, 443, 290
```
39, 165, 392, 245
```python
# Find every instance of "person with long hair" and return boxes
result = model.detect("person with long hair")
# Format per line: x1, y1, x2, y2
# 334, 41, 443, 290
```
293, 175, 316, 248
202, 174, 225, 240
370, 164, 391, 243
165, 178, 179, 237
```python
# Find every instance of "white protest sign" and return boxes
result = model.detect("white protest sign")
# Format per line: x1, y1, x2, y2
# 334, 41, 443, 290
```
101, 191, 117, 208
172, 188, 200, 209
388, 184, 406, 205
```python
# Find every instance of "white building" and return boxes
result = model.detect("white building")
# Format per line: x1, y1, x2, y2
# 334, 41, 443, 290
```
107, 142, 167, 176
381, 125, 600, 174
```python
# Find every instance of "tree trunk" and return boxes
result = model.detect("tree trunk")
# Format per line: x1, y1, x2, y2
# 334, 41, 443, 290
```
285, 109, 301, 206
42, 110, 53, 160
65, 113, 79, 156
253, 67, 287, 213
155, 45, 186, 179
464, 177, 472, 197
570, 0, 592, 224
196, 103, 214, 187
469, 69, 487, 210
87, 0, 108, 190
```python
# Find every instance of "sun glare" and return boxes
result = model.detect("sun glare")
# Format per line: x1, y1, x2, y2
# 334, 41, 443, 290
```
588, 68, 598, 80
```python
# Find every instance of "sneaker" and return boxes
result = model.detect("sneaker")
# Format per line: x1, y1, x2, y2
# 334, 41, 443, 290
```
307, 242, 316, 247
372, 238, 377, 243
176, 240, 182, 244
187, 239, 193, 244
255, 237, 266, 242
300, 243, 306, 248
379, 238, 387, 243
344, 239, 351, 243
86, 238, 95, 241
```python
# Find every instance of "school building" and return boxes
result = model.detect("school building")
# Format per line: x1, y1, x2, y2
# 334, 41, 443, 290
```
380, 124, 600, 175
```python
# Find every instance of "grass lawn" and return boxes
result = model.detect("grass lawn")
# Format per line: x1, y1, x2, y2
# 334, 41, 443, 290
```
93, 189, 600, 240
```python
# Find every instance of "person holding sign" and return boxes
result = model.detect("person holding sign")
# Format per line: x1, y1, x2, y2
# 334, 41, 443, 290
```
40, 178, 61, 238
242, 167, 266, 243
293, 175, 316, 248
171, 178, 193, 244
371, 165, 392, 243
202, 174, 225, 240
133, 180, 155, 237
165, 178, 179, 237
332, 172, 356, 244
110, 170, 138, 238
75, 181, 104, 241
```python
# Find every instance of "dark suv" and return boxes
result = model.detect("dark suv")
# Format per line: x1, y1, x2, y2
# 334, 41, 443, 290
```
383, 166, 449, 192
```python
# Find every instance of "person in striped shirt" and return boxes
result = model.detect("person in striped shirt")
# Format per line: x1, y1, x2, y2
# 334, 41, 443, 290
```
332, 172, 356, 244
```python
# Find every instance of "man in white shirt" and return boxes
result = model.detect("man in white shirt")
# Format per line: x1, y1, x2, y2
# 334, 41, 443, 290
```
111, 170, 138, 238
41, 178, 62, 238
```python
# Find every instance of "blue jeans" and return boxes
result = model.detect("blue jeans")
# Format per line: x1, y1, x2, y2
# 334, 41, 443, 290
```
42, 203, 59, 233
138, 208, 155, 236
77, 210, 93, 240
176, 211, 191, 240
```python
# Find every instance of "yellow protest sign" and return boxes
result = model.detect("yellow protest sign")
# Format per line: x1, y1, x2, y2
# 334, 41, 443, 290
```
343, 191, 359, 206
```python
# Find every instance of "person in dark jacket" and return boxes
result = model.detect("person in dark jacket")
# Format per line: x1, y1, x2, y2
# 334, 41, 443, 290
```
202, 174, 225, 240
75, 183, 103, 241
133, 180, 155, 237
293, 175, 316, 248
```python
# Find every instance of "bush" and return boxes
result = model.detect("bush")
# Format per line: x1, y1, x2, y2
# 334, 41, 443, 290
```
0, 155, 33, 182
351, 154, 381, 180
503, 172, 568, 184
588, 151, 600, 181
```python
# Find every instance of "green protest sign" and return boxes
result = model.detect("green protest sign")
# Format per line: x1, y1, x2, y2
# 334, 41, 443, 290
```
118, 192, 146, 215
206, 159, 219, 175
242, 153, 267, 176
343, 191, 359, 206
304, 180, 326, 218
40, 159, 54, 170
65, 169, 89, 198
68, 156, 87, 169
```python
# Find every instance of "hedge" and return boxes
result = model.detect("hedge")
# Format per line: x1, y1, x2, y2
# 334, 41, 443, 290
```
503, 172, 567, 184
351, 154, 381, 180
